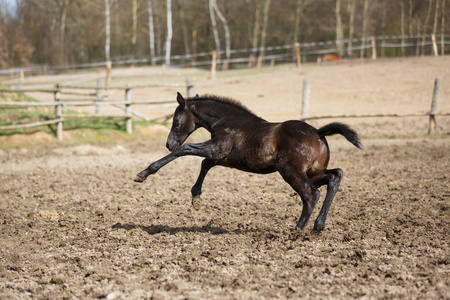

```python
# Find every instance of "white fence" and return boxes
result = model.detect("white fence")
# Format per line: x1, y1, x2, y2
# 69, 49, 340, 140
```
1, 34, 449, 77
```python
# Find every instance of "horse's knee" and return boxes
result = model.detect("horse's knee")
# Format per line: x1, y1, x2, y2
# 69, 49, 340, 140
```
332, 169, 343, 183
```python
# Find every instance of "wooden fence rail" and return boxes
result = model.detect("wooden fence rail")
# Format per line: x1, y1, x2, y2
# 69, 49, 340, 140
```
0, 79, 194, 140
300, 77, 447, 134
1, 77, 447, 140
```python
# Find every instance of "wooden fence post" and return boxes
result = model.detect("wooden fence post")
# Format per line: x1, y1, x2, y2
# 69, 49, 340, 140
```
54, 84, 63, 141
125, 85, 132, 134
295, 42, 301, 68
211, 51, 217, 80
431, 34, 439, 57
186, 78, 194, 98
95, 79, 102, 115
428, 77, 442, 134
16, 71, 24, 90
301, 79, 310, 119
105, 60, 112, 86
256, 50, 263, 68
371, 37, 377, 60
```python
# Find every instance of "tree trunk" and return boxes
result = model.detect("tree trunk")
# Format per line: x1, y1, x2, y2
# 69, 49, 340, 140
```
347, 0, 355, 56
51, 0, 68, 64
249, 0, 261, 67
165, 0, 172, 66
59, 0, 68, 63
131, 0, 137, 59
379, 0, 386, 57
360, 0, 369, 58
154, 5, 162, 58
416, 19, 422, 56
177, 0, 190, 60
191, 0, 199, 65
113, 0, 120, 56
441, 0, 446, 54
293, 0, 303, 45
257, 0, 271, 68
421, 0, 432, 55
105, 0, 111, 61
147, 0, 156, 65
213, 1, 230, 69
335, 0, 344, 56
433, 0, 440, 36
401, 0, 405, 56
209, 0, 221, 62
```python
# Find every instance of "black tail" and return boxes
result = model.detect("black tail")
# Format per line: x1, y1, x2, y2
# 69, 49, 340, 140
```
318, 122, 362, 149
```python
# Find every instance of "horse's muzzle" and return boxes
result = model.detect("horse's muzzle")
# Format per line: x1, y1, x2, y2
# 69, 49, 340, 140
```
166, 141, 180, 152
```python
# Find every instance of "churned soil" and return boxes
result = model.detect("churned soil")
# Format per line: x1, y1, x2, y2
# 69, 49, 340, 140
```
0, 138, 449, 299
1, 56, 449, 299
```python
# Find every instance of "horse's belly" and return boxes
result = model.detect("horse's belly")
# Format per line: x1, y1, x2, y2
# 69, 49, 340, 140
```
223, 150, 278, 174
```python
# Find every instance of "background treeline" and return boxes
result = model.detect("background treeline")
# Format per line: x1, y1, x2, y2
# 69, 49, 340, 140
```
0, 0, 448, 69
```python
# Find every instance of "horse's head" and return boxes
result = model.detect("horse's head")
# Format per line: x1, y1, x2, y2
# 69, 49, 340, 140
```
166, 93, 197, 151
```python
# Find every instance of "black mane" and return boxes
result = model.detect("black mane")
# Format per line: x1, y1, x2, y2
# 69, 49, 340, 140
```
187, 94, 259, 118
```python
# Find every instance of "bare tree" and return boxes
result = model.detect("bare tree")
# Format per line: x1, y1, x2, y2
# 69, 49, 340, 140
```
113, 0, 120, 55
147, 0, 156, 64
165, 0, 172, 66
209, 0, 221, 62
256, 0, 271, 68
105, 0, 111, 61
131, 0, 137, 59
177, 0, 190, 58
335, 0, 344, 56
421, 0, 433, 55
213, 0, 231, 69
248, 0, 261, 67
191, 0, 199, 65
433, 0, 440, 36
360, 0, 370, 58
11, 29, 34, 66
3, 0, 450, 68
0, 30, 8, 68
442, 0, 446, 54
401, 0, 405, 56
347, 0, 356, 55
50, 0, 69, 64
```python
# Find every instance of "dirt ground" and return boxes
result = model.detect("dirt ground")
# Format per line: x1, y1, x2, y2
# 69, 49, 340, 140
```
1, 57, 449, 299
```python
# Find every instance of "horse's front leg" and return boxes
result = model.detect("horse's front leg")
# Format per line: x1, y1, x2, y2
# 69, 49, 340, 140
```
191, 159, 217, 210
134, 141, 226, 183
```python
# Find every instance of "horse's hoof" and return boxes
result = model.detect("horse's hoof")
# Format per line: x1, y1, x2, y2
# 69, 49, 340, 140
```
311, 223, 325, 234
192, 196, 201, 211
134, 175, 146, 183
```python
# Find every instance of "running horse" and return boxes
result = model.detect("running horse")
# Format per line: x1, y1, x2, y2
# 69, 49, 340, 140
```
134, 93, 362, 232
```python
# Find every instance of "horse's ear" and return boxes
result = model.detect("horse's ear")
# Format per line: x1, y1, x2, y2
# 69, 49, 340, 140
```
176, 92, 185, 107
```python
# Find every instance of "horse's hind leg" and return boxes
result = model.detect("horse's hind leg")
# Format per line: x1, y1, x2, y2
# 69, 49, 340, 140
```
311, 168, 343, 233
278, 167, 321, 231
191, 159, 216, 210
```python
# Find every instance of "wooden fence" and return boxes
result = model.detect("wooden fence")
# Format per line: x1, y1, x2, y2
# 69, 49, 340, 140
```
0, 77, 447, 140
299, 77, 448, 134
0, 79, 194, 140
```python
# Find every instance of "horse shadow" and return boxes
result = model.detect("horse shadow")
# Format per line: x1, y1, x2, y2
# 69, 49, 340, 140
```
111, 222, 257, 235
111, 222, 315, 242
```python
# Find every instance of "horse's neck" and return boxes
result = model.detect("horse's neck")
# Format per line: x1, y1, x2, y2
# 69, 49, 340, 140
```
193, 100, 253, 129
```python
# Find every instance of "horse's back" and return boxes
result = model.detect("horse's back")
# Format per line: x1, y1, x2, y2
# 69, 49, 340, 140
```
278, 120, 320, 141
